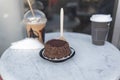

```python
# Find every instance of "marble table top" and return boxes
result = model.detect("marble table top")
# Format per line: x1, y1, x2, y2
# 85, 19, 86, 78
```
0, 32, 120, 80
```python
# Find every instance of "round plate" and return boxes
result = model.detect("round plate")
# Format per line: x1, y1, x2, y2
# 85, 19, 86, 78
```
39, 47, 75, 63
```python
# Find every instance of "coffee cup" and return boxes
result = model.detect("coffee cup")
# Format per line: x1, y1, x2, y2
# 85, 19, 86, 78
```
24, 10, 47, 44
90, 14, 112, 45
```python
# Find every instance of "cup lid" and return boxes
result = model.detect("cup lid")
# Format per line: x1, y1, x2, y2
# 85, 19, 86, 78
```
90, 14, 112, 22
24, 9, 47, 24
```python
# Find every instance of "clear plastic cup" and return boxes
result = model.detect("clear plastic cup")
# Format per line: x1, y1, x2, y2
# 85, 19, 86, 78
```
24, 9, 47, 44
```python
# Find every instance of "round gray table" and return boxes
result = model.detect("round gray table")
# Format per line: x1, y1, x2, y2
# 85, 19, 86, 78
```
0, 32, 120, 80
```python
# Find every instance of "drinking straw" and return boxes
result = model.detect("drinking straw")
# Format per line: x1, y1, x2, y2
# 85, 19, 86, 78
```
27, 0, 35, 17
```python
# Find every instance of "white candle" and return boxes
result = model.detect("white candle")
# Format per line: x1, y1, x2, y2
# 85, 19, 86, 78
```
60, 8, 64, 37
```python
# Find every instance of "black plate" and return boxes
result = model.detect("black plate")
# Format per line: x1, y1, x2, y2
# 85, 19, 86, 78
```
39, 47, 75, 63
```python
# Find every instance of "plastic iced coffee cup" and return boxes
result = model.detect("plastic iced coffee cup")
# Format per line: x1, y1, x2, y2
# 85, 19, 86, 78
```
24, 10, 47, 44
90, 14, 112, 45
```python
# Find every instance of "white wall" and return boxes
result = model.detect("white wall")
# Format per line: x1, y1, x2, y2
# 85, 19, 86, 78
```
0, 0, 26, 56
112, 0, 120, 48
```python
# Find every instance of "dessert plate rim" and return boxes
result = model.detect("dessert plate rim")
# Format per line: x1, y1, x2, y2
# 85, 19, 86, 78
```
39, 47, 75, 63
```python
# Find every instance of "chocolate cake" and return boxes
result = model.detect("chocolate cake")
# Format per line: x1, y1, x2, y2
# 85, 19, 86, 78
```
44, 39, 71, 59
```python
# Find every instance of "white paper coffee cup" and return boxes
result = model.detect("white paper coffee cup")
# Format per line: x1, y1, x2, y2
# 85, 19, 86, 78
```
90, 14, 112, 45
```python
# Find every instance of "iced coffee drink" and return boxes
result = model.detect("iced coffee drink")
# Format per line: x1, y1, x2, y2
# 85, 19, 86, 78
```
24, 10, 47, 43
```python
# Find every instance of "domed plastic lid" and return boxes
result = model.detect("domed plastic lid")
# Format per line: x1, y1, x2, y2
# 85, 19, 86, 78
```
24, 10, 47, 24
90, 14, 112, 22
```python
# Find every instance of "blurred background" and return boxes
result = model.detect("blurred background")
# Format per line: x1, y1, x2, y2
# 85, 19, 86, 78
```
0, 0, 118, 56
24, 0, 115, 39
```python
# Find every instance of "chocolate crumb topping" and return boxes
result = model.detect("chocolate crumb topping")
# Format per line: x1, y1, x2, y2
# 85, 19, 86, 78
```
46, 39, 67, 47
